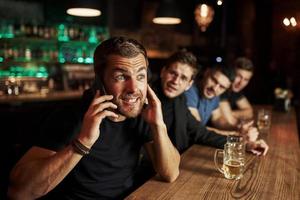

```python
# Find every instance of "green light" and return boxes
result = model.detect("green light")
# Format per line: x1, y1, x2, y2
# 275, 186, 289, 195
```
57, 24, 69, 42
38, 66, 47, 72
16, 73, 22, 77
28, 71, 35, 76
76, 49, 83, 57
89, 28, 98, 43
88, 28, 98, 43
36, 72, 44, 78
0, 70, 10, 77
15, 66, 23, 72
10, 67, 16, 72
59, 57, 66, 63
3, 33, 14, 38
85, 57, 93, 64
77, 57, 84, 63
72, 58, 78, 63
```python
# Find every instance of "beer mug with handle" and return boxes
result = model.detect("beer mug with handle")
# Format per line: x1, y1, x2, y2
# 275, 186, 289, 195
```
214, 136, 245, 180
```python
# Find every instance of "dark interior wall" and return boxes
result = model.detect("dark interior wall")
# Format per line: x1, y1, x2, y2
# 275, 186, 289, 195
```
111, 0, 142, 30
248, 0, 273, 104
43, 0, 108, 25
0, 0, 108, 25
271, 0, 300, 108
0, 0, 44, 23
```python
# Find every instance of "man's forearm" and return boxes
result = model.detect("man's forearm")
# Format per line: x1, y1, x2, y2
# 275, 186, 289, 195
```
8, 145, 83, 199
212, 116, 239, 130
150, 123, 180, 182
232, 108, 254, 119
207, 126, 239, 136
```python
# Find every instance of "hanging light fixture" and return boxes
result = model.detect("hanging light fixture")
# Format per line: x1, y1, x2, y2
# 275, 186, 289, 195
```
153, 0, 181, 25
194, 4, 214, 32
66, 0, 101, 17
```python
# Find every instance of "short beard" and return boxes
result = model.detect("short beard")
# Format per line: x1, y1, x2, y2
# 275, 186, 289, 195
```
115, 99, 144, 118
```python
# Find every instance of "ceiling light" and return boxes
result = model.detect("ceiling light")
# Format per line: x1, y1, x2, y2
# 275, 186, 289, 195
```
66, 0, 101, 17
67, 8, 101, 17
153, 0, 181, 25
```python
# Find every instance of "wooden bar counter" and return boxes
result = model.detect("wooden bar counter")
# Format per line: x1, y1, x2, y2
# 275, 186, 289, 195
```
126, 107, 300, 200
0, 90, 83, 104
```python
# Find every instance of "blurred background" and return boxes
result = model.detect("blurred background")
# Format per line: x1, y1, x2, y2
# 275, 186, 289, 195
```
0, 0, 299, 198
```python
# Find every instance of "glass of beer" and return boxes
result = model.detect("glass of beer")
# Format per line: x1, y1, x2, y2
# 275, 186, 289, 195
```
214, 137, 245, 180
257, 109, 271, 132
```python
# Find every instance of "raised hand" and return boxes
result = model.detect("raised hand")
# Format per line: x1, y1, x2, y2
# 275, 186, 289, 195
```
239, 119, 254, 134
238, 120, 259, 142
77, 90, 119, 148
245, 126, 259, 142
141, 85, 164, 126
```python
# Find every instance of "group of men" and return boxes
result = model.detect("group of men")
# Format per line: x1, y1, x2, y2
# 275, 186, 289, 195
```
7, 37, 269, 200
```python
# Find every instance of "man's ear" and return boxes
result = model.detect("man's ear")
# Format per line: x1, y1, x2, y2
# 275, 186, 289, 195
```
185, 80, 194, 91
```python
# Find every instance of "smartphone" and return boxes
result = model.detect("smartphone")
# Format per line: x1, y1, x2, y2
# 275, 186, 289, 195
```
93, 75, 121, 117
92, 75, 107, 96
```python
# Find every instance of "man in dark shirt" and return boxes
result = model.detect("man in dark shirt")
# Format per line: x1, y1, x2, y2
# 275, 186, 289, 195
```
159, 50, 268, 154
218, 57, 254, 129
158, 50, 228, 152
137, 51, 268, 186
8, 37, 180, 200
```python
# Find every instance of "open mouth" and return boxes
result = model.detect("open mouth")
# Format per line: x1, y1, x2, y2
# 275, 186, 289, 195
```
234, 85, 241, 91
206, 88, 214, 96
166, 83, 177, 92
122, 97, 140, 106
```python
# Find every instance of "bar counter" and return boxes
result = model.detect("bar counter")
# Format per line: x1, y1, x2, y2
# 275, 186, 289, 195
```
126, 106, 300, 200
0, 90, 82, 104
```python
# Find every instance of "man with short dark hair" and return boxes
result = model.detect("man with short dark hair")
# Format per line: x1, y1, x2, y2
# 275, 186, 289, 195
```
184, 64, 242, 135
8, 37, 180, 200
158, 51, 227, 152
136, 51, 268, 187
160, 51, 267, 153
215, 57, 255, 129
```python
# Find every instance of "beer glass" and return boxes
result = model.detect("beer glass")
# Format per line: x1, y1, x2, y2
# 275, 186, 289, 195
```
214, 137, 245, 180
257, 109, 271, 131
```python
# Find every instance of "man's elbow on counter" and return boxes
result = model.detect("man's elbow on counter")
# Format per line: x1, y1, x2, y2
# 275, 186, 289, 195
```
7, 186, 29, 200
161, 169, 179, 183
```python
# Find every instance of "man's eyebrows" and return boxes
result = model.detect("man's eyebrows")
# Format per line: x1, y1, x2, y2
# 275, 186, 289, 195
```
212, 76, 228, 88
112, 67, 127, 72
137, 66, 147, 73
112, 66, 147, 73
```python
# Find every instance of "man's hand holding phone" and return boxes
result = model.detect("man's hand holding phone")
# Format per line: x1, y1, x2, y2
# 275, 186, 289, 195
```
77, 90, 119, 148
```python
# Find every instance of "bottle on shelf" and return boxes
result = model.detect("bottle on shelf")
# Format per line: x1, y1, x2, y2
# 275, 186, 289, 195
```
57, 24, 69, 42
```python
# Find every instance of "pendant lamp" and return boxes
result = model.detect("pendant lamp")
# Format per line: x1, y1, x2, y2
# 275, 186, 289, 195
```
153, 0, 181, 25
66, 0, 101, 17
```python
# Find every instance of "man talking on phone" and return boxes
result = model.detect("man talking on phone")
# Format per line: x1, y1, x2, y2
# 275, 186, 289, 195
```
8, 37, 180, 200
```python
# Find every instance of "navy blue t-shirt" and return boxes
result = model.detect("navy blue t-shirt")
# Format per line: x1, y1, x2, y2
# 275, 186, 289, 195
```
184, 84, 220, 126
36, 90, 152, 200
